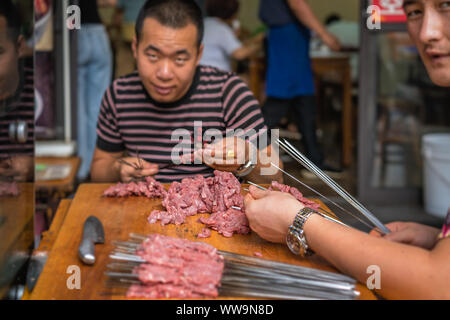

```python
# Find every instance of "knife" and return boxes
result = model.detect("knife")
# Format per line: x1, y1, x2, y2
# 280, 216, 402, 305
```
78, 216, 105, 265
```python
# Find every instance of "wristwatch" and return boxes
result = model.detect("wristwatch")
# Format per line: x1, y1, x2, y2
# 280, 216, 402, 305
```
286, 207, 317, 257
234, 158, 256, 177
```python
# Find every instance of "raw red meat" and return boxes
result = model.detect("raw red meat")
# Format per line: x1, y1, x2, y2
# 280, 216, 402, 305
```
199, 208, 250, 238
103, 176, 167, 199
269, 181, 321, 211
126, 234, 224, 299
148, 171, 249, 237
0, 181, 19, 197
197, 228, 212, 239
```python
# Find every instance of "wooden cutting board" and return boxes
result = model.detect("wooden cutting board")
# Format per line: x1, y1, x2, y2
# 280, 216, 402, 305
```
0, 183, 34, 264
30, 183, 376, 300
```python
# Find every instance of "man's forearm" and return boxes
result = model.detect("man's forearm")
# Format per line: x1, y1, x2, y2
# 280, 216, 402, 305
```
287, 0, 329, 38
305, 215, 448, 299
90, 156, 121, 182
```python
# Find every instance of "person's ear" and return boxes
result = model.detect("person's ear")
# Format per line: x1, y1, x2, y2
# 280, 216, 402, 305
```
16, 35, 26, 58
196, 43, 204, 64
132, 37, 138, 60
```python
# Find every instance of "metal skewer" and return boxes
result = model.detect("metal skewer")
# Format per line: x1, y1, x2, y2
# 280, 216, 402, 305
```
117, 158, 140, 170
135, 146, 143, 170
246, 180, 351, 229
276, 138, 390, 235
267, 163, 375, 231
103, 234, 360, 300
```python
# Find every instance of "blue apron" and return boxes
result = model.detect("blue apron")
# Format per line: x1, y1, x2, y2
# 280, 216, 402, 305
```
266, 22, 315, 98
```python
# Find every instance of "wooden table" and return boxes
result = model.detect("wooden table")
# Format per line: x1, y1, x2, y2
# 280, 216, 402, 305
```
30, 183, 375, 300
35, 157, 81, 194
35, 156, 80, 227
0, 183, 34, 298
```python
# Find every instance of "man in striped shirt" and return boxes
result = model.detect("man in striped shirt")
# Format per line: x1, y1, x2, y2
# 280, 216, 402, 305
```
91, 0, 282, 183
0, 1, 34, 182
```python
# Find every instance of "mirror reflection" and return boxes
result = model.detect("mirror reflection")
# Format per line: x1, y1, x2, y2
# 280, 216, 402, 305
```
0, 0, 34, 300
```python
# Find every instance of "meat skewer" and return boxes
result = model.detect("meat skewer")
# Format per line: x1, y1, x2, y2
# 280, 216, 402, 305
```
103, 233, 360, 300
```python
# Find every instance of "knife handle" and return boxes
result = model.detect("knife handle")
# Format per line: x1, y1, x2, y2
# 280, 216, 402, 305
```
78, 238, 96, 265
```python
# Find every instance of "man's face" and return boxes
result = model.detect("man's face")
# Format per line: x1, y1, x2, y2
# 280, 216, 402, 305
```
403, 0, 450, 86
0, 16, 23, 100
132, 18, 203, 103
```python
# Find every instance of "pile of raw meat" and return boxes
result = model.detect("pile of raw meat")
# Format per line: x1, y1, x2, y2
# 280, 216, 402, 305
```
103, 170, 322, 239
103, 176, 167, 199
148, 171, 249, 238
0, 181, 19, 197
126, 234, 224, 299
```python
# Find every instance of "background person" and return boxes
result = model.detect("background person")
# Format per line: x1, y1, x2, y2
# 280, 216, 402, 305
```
76, 0, 116, 182
200, 0, 262, 72
259, 0, 342, 176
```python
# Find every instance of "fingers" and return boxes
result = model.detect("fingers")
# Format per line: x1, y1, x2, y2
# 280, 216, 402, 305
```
119, 158, 159, 182
248, 185, 270, 199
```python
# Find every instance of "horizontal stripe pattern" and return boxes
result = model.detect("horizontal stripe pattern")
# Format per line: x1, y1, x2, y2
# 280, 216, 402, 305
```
96, 65, 268, 182
0, 67, 34, 157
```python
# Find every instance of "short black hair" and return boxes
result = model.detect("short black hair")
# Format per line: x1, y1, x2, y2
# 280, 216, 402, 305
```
0, 0, 21, 42
325, 13, 341, 26
205, 0, 239, 20
135, 0, 204, 48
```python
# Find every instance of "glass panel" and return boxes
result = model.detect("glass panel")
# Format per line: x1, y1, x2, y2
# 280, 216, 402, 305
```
0, 0, 35, 299
371, 31, 450, 189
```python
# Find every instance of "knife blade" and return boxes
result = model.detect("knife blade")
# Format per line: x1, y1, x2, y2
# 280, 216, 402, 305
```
78, 216, 105, 265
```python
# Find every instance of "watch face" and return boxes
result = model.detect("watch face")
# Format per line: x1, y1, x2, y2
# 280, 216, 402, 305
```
286, 233, 302, 255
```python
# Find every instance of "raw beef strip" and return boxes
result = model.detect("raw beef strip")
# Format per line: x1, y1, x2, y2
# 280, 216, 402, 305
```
199, 208, 250, 238
126, 234, 224, 299
197, 228, 212, 239
103, 176, 166, 199
269, 181, 321, 211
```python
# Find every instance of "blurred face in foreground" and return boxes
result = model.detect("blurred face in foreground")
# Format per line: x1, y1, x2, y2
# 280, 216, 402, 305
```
132, 18, 203, 103
0, 16, 24, 100
403, 0, 450, 86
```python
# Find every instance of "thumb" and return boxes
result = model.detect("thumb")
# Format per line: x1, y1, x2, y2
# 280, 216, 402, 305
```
248, 185, 270, 200
243, 193, 254, 209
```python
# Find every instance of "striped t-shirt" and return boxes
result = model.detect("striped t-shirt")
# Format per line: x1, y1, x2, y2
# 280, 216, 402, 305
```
96, 65, 268, 183
0, 64, 34, 159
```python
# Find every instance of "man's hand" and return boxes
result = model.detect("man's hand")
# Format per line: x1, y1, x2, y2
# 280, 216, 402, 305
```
320, 32, 342, 51
116, 157, 159, 183
183, 137, 250, 173
244, 185, 304, 243
91, 148, 159, 183
369, 222, 441, 250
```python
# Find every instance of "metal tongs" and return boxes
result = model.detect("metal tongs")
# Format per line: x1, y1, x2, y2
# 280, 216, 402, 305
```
274, 138, 390, 235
